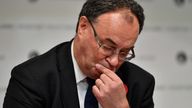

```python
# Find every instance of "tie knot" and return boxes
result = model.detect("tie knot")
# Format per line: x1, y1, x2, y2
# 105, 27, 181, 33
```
86, 77, 95, 86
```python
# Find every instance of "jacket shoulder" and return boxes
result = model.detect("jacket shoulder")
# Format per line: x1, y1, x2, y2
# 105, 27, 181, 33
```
10, 42, 69, 95
118, 62, 155, 107
119, 62, 155, 83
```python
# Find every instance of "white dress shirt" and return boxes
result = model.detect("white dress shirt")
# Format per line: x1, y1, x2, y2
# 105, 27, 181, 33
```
71, 41, 101, 108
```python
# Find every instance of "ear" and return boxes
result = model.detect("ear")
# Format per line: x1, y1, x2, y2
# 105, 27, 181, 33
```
77, 16, 89, 36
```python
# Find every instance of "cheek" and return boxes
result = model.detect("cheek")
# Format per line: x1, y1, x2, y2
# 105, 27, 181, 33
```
88, 48, 104, 64
82, 43, 98, 66
82, 37, 106, 68
86, 42, 104, 62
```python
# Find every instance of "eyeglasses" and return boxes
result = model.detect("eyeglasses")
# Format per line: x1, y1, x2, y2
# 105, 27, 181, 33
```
87, 18, 135, 61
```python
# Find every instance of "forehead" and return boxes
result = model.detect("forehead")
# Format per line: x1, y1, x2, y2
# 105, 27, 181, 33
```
94, 9, 139, 48
95, 9, 137, 24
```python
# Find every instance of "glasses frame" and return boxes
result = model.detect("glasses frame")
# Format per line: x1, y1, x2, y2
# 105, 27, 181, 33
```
87, 18, 135, 61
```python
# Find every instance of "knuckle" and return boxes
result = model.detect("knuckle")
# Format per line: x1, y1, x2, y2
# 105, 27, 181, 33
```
100, 73, 106, 79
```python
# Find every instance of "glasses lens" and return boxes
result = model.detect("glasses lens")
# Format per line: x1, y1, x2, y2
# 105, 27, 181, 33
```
125, 49, 135, 61
100, 44, 114, 56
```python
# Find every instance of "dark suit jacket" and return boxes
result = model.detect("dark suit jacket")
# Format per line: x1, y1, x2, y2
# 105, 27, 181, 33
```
3, 40, 155, 108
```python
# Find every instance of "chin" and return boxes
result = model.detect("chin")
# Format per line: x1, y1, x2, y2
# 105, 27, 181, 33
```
89, 67, 101, 79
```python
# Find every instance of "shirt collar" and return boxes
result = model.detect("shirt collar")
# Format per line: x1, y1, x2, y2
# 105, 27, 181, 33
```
71, 40, 87, 84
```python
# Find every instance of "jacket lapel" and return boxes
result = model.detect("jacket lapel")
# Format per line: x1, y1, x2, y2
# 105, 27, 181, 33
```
56, 40, 80, 108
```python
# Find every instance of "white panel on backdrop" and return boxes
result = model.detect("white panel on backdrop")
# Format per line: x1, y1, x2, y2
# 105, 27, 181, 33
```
135, 0, 192, 108
0, 0, 85, 107
0, 0, 192, 108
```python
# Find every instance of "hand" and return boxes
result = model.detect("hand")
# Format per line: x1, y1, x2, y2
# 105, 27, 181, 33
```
92, 64, 130, 108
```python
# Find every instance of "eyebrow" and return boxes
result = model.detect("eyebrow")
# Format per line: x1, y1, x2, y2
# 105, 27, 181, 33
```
105, 38, 117, 46
105, 38, 134, 50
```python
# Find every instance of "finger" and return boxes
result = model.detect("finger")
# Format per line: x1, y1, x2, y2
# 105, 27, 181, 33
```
99, 73, 112, 84
96, 64, 120, 81
95, 78, 105, 89
92, 85, 101, 100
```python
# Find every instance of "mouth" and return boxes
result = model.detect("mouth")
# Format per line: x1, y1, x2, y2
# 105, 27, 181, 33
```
91, 63, 117, 79
96, 63, 116, 72
102, 63, 117, 72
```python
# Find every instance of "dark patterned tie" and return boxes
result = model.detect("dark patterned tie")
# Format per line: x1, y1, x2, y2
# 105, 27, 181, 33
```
84, 78, 98, 108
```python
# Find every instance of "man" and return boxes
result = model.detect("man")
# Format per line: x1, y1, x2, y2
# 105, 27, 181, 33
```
3, 0, 155, 108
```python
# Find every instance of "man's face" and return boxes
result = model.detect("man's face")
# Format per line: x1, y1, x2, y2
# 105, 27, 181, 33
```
74, 9, 139, 79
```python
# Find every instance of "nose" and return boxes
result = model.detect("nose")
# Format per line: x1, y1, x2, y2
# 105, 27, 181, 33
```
106, 54, 120, 68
